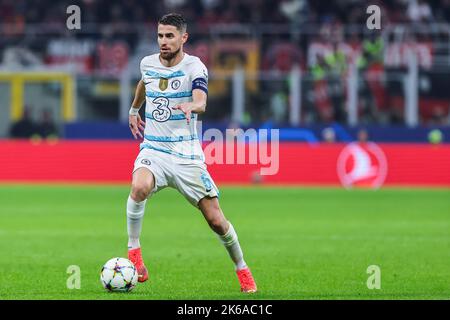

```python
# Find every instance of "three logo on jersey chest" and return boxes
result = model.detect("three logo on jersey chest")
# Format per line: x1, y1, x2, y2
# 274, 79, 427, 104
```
151, 75, 183, 122
152, 97, 171, 122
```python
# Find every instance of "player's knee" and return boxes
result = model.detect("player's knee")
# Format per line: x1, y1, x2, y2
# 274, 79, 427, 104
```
131, 181, 151, 201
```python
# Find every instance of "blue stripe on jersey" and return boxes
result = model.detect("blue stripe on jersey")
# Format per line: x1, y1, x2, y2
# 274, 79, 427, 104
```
144, 134, 198, 142
146, 91, 192, 98
145, 70, 185, 79
145, 112, 195, 120
140, 143, 202, 160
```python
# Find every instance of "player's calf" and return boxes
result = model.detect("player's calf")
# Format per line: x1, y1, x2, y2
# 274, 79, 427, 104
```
199, 197, 228, 235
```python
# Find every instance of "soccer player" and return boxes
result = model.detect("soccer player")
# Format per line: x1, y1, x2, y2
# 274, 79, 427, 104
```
126, 13, 257, 293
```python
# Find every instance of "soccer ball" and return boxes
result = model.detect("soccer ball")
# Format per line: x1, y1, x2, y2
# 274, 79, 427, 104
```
100, 257, 138, 292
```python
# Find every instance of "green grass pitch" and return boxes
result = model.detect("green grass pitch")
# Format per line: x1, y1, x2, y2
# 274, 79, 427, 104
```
0, 184, 449, 300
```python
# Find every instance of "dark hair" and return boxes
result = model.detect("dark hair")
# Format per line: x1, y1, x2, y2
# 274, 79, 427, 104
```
158, 13, 187, 33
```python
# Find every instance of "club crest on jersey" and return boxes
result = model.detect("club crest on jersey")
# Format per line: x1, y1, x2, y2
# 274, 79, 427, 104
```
171, 79, 181, 90
159, 78, 169, 91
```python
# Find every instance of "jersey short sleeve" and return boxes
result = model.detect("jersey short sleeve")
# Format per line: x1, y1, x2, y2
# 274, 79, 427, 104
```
191, 59, 208, 81
191, 58, 208, 94
140, 57, 148, 81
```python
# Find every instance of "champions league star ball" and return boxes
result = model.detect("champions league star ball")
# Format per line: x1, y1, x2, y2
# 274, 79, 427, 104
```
100, 257, 138, 292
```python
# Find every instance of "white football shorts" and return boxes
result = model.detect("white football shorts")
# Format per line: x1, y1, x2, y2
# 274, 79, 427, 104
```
132, 148, 219, 208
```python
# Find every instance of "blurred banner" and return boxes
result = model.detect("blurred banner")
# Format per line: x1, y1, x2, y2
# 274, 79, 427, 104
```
0, 141, 449, 187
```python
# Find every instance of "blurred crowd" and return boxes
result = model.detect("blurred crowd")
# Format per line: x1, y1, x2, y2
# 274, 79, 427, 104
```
9, 107, 59, 139
1, 0, 449, 130
1, 0, 450, 33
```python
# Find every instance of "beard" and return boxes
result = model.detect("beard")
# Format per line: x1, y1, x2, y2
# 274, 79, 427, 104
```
160, 47, 181, 61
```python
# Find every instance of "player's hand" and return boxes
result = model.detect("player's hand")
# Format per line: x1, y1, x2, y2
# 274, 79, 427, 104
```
172, 103, 194, 124
129, 114, 146, 139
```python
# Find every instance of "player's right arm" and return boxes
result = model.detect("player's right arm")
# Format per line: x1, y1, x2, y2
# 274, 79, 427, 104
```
129, 79, 146, 140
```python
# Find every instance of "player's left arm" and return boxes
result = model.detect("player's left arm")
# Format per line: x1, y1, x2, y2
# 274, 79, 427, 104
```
172, 62, 208, 124
172, 88, 207, 124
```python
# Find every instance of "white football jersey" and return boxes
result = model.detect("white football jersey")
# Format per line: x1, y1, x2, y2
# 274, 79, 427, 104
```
139, 53, 208, 163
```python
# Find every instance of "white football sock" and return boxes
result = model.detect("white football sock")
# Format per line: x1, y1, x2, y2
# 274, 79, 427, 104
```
218, 222, 247, 270
127, 196, 147, 250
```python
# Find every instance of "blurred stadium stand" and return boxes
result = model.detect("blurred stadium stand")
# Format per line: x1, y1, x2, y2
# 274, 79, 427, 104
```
1, 0, 450, 142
